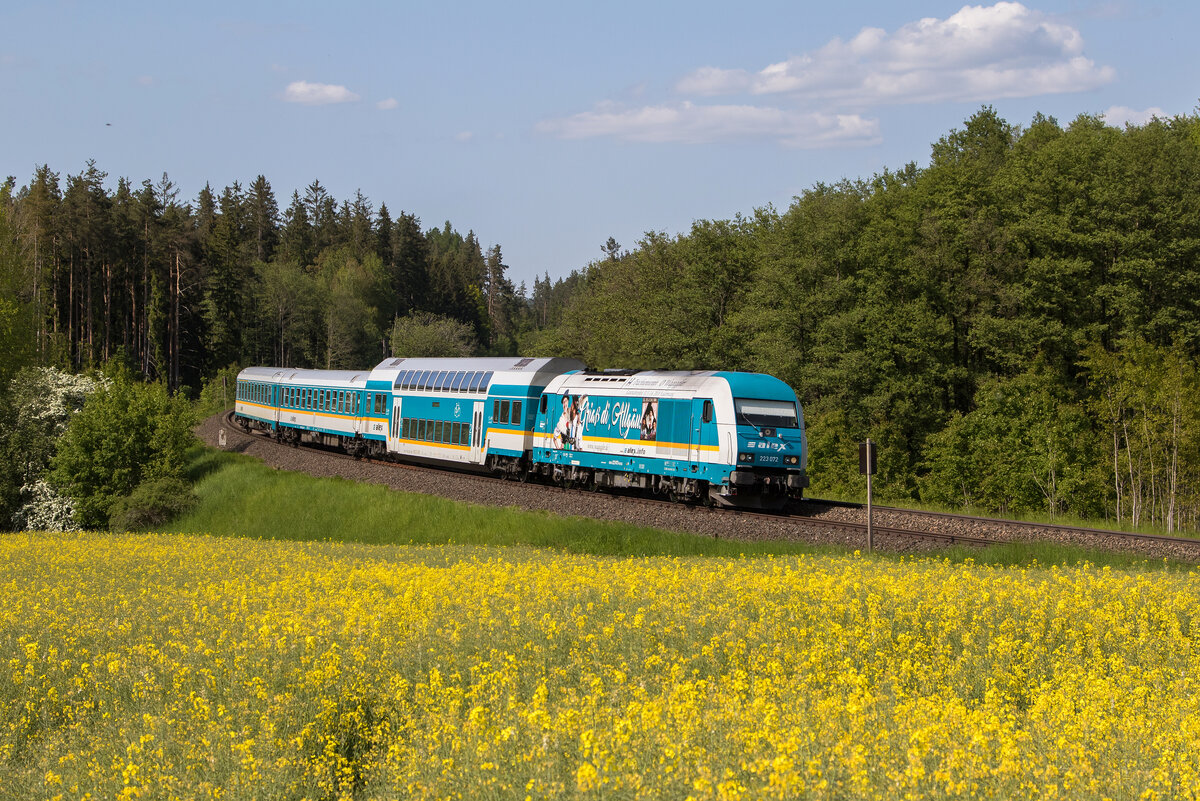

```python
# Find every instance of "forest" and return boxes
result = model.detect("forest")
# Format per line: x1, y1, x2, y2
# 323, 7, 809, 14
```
1, 106, 1198, 531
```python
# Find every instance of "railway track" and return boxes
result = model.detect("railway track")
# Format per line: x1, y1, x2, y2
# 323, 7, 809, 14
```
217, 413, 1199, 559
801, 496, 1200, 558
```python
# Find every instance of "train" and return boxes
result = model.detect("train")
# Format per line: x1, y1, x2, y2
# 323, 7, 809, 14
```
234, 356, 808, 508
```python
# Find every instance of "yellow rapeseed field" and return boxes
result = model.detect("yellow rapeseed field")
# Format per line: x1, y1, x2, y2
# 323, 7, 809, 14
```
2, 532, 1199, 800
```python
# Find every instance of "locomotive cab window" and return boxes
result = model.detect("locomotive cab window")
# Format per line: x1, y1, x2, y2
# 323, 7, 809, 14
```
703, 400, 713, 423
733, 398, 798, 429
540, 395, 547, 414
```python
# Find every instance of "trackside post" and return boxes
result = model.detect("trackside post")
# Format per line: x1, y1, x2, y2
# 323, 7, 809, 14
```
859, 439, 877, 553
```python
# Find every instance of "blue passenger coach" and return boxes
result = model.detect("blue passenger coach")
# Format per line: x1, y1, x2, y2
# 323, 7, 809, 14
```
362, 356, 584, 471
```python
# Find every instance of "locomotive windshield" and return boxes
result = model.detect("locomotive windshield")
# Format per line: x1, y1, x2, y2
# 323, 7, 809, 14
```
734, 398, 798, 430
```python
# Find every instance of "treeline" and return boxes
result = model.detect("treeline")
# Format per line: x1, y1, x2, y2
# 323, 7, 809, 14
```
3, 107, 1199, 532
524, 108, 1200, 531
0, 167, 584, 393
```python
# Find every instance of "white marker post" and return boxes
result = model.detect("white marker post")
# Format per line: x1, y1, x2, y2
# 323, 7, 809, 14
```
859, 439, 877, 554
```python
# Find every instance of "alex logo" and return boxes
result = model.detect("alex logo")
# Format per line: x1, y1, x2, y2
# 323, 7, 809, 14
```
746, 440, 788, 451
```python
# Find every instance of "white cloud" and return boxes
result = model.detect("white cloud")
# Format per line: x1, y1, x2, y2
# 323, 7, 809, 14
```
679, 2, 1113, 105
455, 131, 474, 142
282, 80, 360, 105
137, 75, 154, 87
537, 102, 880, 148
1103, 105, 1165, 127
376, 98, 398, 110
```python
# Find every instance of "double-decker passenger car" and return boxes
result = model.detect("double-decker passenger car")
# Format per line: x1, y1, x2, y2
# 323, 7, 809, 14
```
234, 356, 808, 508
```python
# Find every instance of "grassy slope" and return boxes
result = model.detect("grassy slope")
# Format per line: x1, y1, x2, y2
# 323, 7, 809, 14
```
166, 447, 1188, 570
171, 448, 840, 558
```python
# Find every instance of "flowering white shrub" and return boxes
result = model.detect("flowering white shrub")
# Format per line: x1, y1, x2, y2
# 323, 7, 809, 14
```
13, 479, 76, 532
6, 367, 107, 528
12, 367, 105, 436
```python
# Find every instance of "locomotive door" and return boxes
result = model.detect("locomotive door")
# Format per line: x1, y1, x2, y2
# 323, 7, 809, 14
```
471, 401, 484, 463
688, 399, 705, 463
387, 397, 402, 454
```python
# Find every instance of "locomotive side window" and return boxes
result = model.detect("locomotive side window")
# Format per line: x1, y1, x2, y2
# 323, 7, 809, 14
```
703, 400, 713, 423
511, 401, 522, 426
540, 395, 547, 413
500, 400, 510, 424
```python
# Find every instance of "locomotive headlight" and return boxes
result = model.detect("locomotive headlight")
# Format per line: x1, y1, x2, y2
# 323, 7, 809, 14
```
785, 455, 799, 465
738, 452, 754, 463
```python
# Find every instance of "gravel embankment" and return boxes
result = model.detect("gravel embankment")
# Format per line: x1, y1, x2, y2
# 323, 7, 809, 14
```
196, 412, 1200, 561
807, 502, 1200, 563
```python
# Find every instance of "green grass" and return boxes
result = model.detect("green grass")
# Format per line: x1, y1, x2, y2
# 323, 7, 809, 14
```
816, 488, 1200, 541
167, 446, 1191, 569
172, 448, 840, 558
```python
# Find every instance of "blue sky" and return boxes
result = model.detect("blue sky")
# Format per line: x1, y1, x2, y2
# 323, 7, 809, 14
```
2, 1, 1195, 287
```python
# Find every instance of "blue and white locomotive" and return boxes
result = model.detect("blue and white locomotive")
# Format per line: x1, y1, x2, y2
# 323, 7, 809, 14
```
235, 356, 808, 508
